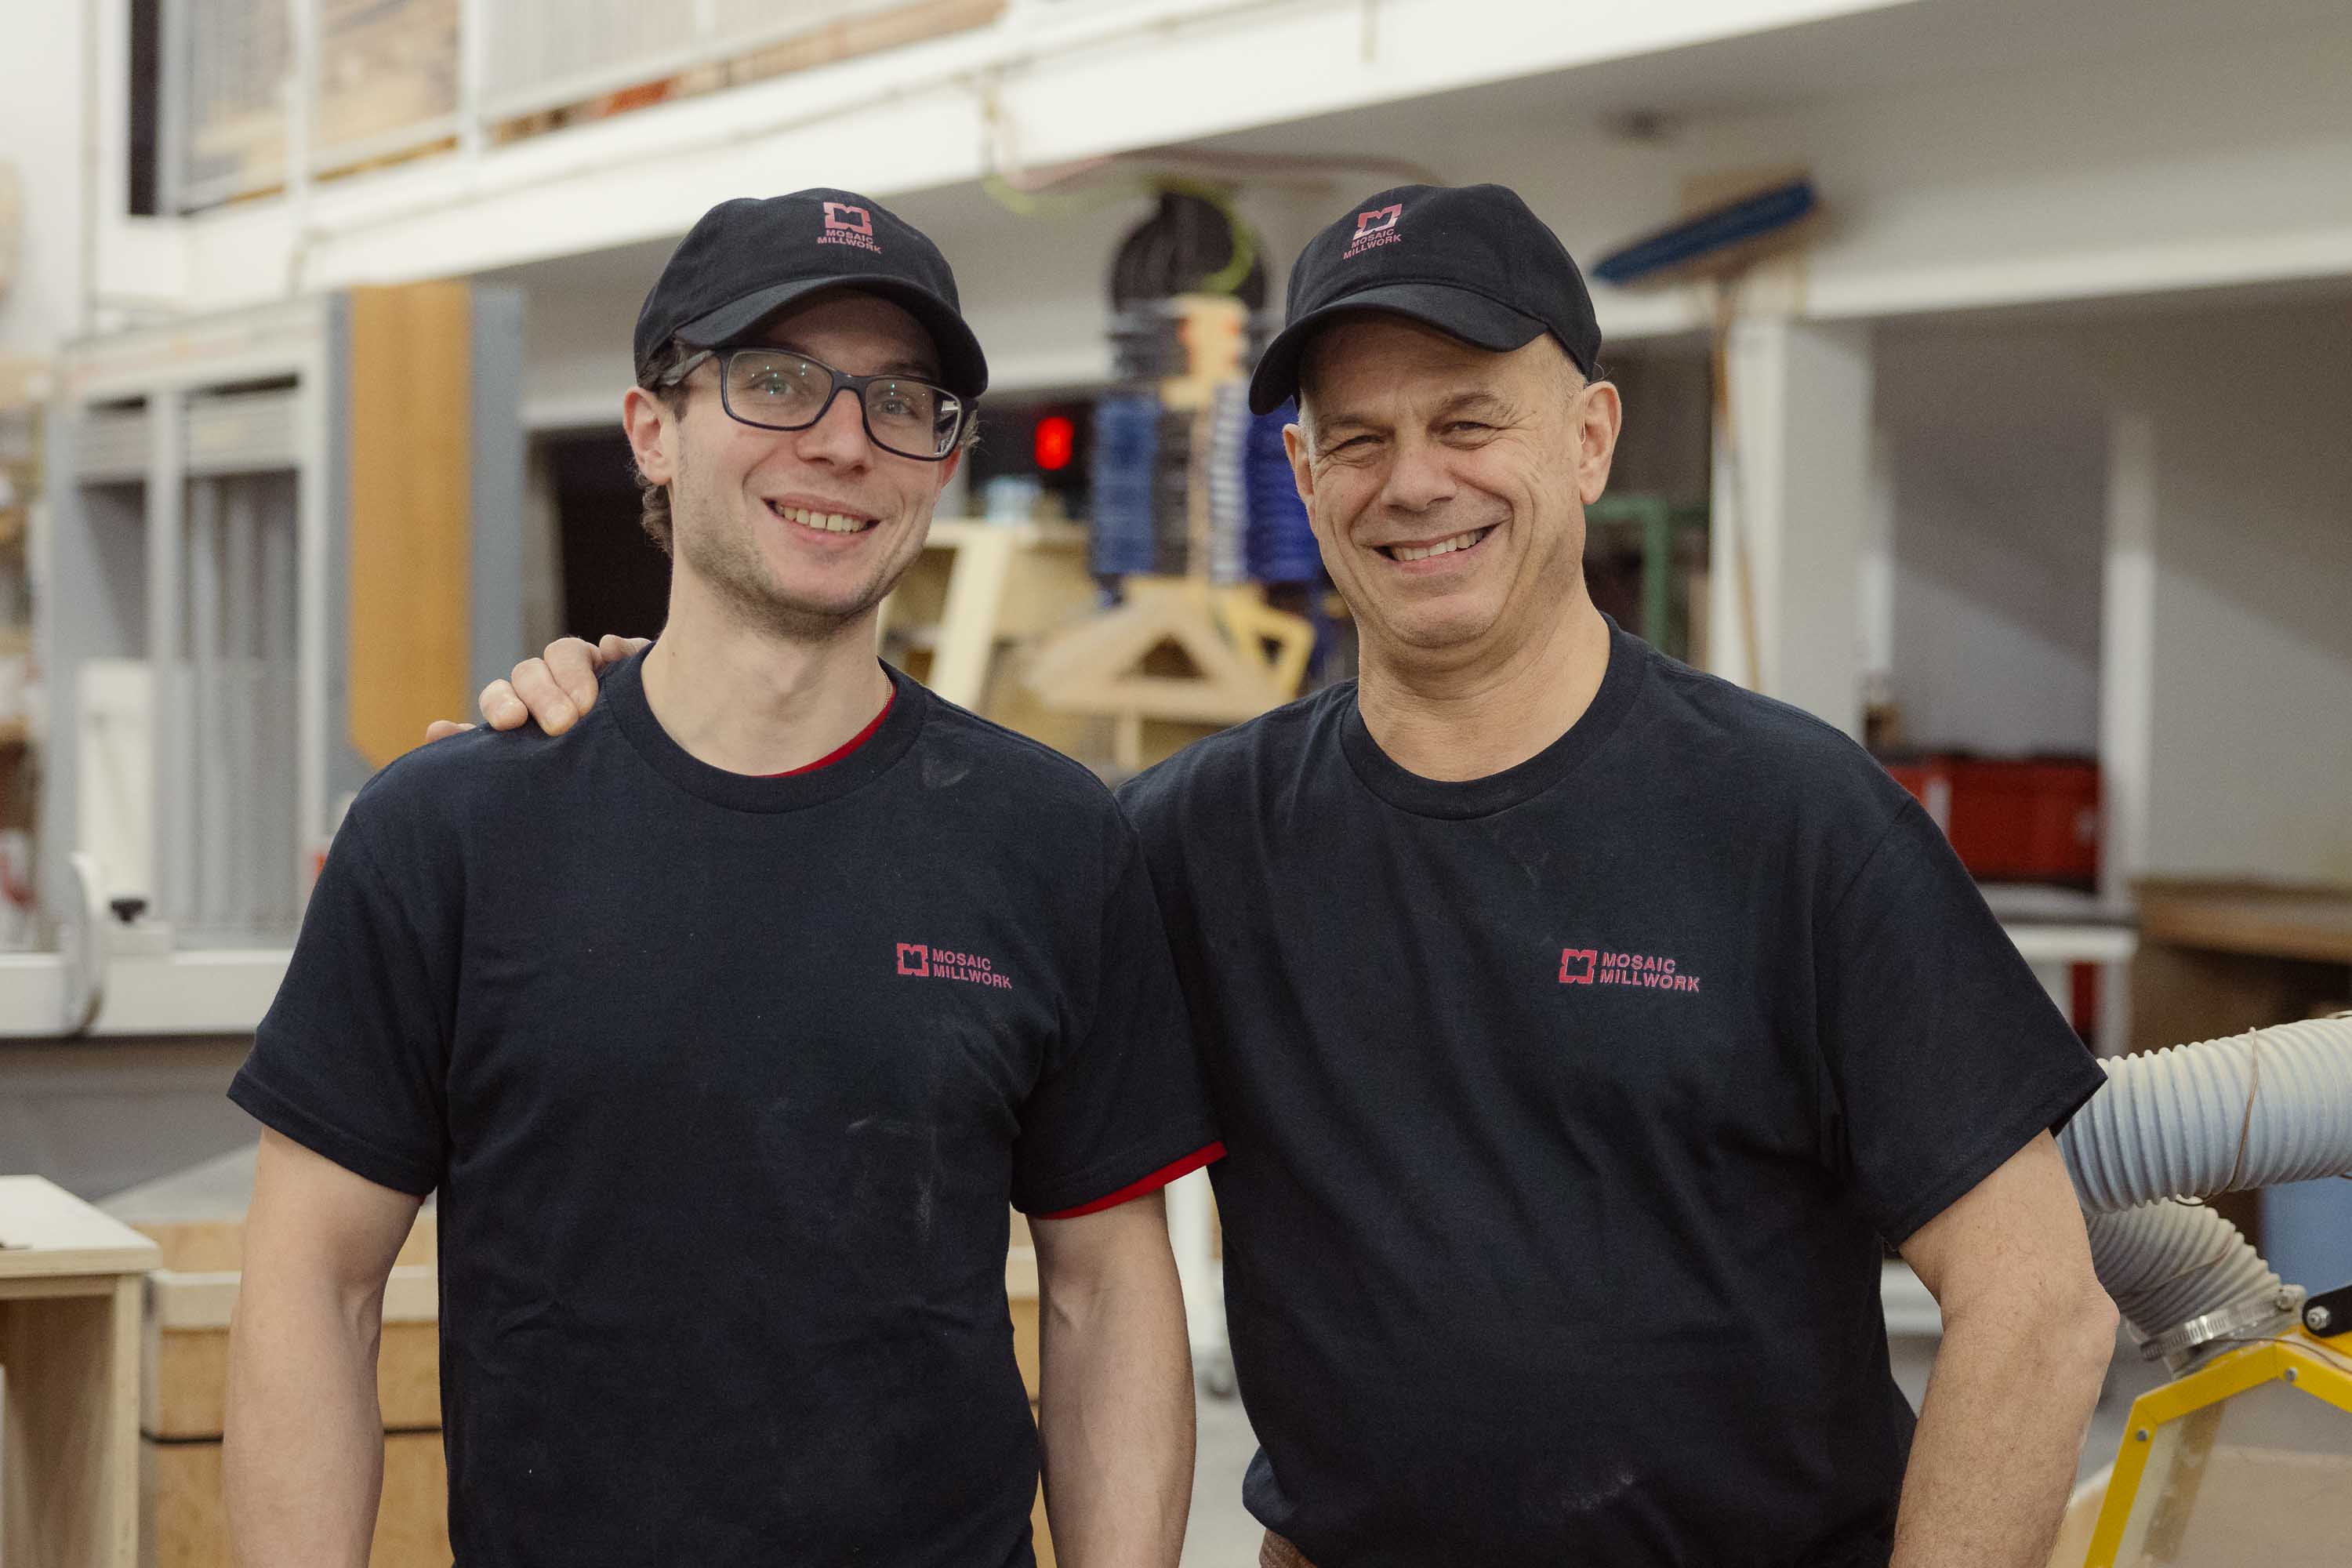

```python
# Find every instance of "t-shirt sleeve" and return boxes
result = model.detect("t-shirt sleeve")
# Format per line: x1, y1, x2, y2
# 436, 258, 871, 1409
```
1010, 808, 1221, 1216
1813, 797, 2107, 1245
227, 804, 454, 1196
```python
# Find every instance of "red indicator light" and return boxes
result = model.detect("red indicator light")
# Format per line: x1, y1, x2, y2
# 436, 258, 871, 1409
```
1034, 415, 1076, 472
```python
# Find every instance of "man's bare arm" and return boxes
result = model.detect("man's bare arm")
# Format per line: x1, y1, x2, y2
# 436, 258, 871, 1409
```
224, 1129, 424, 1567
1031, 1192, 1195, 1568
1889, 1131, 2118, 1568
423, 633, 647, 742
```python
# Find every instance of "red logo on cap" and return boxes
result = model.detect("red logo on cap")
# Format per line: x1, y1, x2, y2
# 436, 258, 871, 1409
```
1345, 204, 1404, 259
820, 201, 881, 252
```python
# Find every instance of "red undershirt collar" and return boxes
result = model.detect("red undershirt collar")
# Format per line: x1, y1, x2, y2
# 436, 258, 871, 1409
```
765, 687, 897, 777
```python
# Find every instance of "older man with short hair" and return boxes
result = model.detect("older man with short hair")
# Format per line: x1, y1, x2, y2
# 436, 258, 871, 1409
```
477, 183, 2116, 1568
1127, 183, 2114, 1568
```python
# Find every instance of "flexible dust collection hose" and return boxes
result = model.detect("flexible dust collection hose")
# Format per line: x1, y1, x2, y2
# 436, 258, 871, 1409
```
2053, 1014, 2352, 1345
2062, 1016, 2352, 1212
2082, 1203, 2284, 1347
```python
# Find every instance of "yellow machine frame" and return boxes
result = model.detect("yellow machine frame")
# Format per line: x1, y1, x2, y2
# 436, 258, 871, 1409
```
2082, 1327, 2352, 1566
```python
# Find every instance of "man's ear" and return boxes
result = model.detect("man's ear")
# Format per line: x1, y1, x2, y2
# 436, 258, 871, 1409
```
933, 445, 965, 495
1575, 380, 1624, 507
622, 386, 677, 487
1283, 422, 1314, 508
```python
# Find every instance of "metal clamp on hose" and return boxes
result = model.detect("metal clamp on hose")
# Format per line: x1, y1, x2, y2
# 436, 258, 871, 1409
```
2140, 1286, 2307, 1369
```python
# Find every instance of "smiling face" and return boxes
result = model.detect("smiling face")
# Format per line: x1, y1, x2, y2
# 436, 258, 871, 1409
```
623, 289, 963, 644
1287, 314, 1621, 676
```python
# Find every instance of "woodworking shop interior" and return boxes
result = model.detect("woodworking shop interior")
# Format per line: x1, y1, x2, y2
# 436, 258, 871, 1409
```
2, 2, 2350, 1565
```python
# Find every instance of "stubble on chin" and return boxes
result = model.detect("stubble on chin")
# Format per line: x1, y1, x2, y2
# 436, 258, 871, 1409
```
678, 503, 925, 645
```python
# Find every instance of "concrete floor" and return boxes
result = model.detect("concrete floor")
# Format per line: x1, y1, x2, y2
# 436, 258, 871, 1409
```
1178, 1334, 2169, 1564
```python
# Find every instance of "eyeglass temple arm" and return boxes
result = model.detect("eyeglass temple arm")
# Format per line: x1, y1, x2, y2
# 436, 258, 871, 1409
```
656, 348, 716, 388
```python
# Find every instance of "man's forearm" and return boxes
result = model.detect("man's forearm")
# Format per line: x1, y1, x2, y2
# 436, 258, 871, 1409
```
1889, 1292, 2116, 1567
1036, 1244, 1195, 1567
223, 1278, 389, 1567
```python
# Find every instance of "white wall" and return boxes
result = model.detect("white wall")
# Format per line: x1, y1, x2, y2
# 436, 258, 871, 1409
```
0, 3, 87, 353
1870, 324, 2109, 757
1870, 298, 2352, 885
2108, 304, 2352, 884
1884, 435, 2104, 757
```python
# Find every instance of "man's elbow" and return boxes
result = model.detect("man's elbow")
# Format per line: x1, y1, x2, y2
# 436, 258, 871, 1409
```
1940, 1268, 2118, 1372
2020, 1273, 2120, 1383
2066, 1279, 2123, 1367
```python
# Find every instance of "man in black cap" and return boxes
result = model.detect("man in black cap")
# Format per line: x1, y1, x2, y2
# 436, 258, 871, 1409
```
469, 185, 2118, 1566
224, 189, 1219, 1568
1128, 183, 2118, 1568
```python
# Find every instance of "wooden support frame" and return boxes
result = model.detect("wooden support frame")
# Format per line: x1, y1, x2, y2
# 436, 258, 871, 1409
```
0, 1176, 161, 1568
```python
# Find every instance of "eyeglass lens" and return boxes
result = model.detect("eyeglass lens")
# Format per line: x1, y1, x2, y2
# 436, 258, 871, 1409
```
721, 350, 961, 458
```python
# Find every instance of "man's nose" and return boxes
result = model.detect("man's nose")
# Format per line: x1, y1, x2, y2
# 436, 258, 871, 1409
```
1381, 435, 1456, 515
791, 385, 873, 466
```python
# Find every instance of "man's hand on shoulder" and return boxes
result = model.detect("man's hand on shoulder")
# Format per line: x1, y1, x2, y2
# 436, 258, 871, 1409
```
422, 634, 649, 742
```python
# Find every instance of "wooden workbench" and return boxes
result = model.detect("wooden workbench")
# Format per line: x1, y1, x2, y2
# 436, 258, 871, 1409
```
0, 1174, 162, 1568
2128, 880, 2352, 1255
2131, 880, 2352, 1052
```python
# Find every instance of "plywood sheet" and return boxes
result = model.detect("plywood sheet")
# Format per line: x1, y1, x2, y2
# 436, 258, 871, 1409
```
132, 1214, 436, 1276
0, 1178, 161, 1281
0, 1276, 142, 1568
347, 282, 474, 771
146, 1319, 441, 1442
146, 1429, 449, 1568
2137, 880, 2352, 966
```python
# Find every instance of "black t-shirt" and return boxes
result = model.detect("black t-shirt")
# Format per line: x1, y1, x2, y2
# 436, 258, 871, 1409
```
231, 655, 1218, 1568
1116, 622, 2103, 1568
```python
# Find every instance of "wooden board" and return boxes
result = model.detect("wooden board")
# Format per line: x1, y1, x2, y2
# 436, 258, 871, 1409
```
128, 1214, 436, 1276
0, 1274, 144, 1568
0, 1177, 164, 1281
144, 1315, 441, 1442
2136, 880, 2352, 967
144, 1428, 451, 1568
347, 282, 474, 771
726, 0, 1007, 88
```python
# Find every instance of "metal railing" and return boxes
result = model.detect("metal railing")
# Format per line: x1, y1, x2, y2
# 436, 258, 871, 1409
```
162, 0, 1016, 212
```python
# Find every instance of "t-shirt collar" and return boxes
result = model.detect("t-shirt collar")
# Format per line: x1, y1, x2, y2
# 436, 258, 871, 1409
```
605, 648, 928, 813
1337, 616, 1649, 818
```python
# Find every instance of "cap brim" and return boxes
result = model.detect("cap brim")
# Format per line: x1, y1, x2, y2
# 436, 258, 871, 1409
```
677, 278, 989, 398
1247, 283, 1548, 416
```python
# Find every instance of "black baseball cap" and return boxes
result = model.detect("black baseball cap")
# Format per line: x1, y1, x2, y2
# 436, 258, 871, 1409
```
633, 188, 989, 397
1248, 183, 1601, 415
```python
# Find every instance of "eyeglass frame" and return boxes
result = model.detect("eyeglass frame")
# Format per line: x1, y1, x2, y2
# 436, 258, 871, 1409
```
657, 344, 971, 462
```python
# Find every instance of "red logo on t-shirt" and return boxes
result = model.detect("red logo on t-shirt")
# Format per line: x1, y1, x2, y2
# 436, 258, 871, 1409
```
895, 942, 1012, 990
1559, 946, 1702, 993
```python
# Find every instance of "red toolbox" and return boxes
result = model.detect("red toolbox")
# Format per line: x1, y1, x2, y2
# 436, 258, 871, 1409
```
1880, 756, 2100, 887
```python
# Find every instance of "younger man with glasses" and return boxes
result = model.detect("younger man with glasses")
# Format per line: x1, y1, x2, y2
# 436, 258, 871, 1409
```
223, 190, 1219, 1568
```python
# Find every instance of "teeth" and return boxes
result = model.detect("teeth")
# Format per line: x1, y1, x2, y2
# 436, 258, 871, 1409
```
1391, 528, 1487, 562
772, 503, 871, 533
